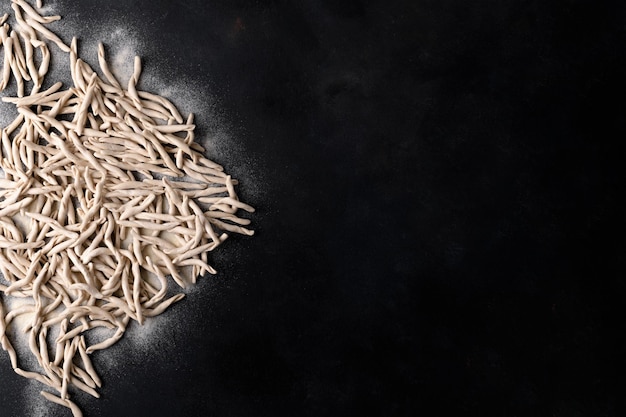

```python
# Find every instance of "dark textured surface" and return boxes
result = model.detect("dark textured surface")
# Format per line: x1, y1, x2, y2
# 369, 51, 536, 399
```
1, 0, 625, 416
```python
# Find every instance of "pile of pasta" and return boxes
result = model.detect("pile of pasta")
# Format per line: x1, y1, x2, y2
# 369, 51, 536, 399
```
0, 1, 253, 415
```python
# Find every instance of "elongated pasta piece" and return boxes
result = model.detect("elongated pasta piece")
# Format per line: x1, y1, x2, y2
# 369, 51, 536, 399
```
24, 16, 69, 52
40, 391, 83, 417
0, 27, 13, 90
14, 0, 60, 24
9, 29, 31, 82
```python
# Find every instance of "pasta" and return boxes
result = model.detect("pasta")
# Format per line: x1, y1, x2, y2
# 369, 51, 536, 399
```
0, 1, 254, 416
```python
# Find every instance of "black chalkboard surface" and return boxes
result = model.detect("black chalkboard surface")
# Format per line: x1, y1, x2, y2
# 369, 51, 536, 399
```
0, 0, 624, 416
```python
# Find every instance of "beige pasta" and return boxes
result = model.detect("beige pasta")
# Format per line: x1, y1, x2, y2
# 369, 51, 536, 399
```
0, 2, 254, 416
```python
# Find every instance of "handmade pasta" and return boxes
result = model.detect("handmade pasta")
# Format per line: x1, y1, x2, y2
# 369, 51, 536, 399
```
0, 1, 253, 416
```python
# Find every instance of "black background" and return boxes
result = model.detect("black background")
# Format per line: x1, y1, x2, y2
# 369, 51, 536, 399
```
1, 0, 626, 416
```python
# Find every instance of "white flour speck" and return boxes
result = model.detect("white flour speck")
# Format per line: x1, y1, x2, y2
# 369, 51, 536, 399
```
22, 380, 53, 417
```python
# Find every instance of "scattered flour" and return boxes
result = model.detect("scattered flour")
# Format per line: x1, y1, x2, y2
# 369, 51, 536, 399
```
21, 378, 55, 417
